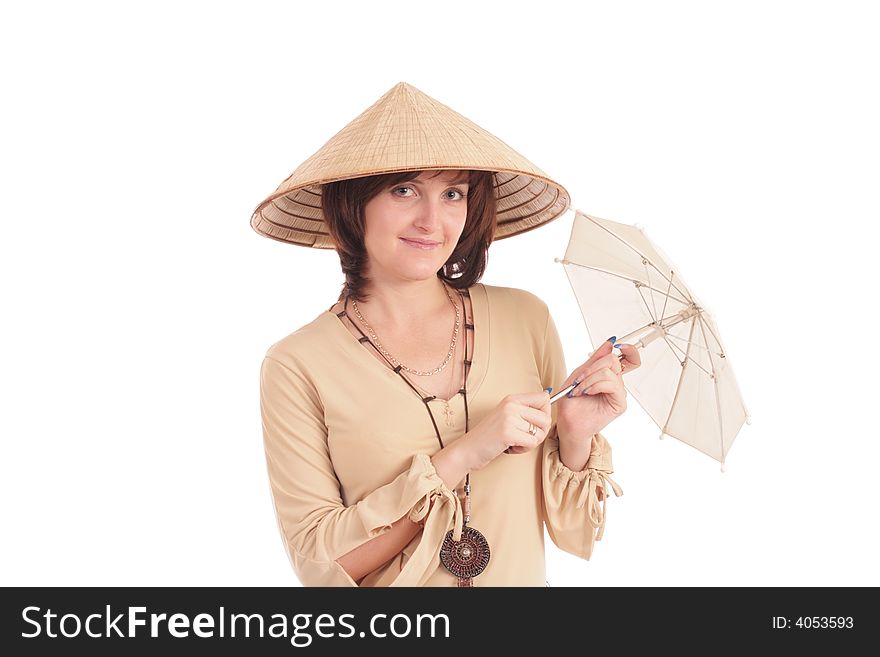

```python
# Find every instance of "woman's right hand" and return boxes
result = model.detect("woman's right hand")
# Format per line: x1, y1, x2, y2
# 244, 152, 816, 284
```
461, 391, 553, 471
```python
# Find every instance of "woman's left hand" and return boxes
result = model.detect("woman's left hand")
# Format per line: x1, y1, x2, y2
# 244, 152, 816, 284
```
556, 338, 641, 442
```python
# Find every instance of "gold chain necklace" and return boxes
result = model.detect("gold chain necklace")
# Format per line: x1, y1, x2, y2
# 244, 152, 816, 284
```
351, 283, 460, 377
340, 288, 488, 585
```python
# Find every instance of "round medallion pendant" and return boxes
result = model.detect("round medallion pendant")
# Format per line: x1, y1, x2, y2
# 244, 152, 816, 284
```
440, 526, 491, 579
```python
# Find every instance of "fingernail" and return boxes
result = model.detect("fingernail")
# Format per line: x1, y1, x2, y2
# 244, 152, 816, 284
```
567, 390, 574, 398
544, 387, 553, 394
607, 336, 617, 343
613, 343, 622, 349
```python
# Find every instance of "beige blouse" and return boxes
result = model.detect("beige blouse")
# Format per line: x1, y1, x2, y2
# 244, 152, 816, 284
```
259, 283, 623, 586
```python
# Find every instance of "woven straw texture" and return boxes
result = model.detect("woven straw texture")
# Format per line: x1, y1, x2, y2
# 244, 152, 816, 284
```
250, 82, 570, 248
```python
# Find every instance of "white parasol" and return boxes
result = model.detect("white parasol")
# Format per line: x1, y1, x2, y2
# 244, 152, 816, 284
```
556, 210, 750, 470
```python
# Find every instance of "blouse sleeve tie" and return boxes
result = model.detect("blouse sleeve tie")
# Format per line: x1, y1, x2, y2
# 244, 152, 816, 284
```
397, 462, 463, 586
357, 453, 463, 587
575, 466, 624, 541
548, 433, 624, 543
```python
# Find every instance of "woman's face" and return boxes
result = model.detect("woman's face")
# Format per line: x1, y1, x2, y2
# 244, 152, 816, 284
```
362, 169, 469, 286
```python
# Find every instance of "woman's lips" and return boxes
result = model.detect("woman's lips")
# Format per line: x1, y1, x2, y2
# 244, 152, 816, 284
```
400, 238, 440, 250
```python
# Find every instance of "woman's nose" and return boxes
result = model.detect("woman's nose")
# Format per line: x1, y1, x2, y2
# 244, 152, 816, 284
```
413, 198, 442, 230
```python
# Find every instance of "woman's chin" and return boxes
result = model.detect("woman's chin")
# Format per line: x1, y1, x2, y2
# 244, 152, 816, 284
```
396, 267, 443, 282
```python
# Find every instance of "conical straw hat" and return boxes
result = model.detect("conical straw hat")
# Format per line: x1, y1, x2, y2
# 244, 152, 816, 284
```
250, 82, 570, 248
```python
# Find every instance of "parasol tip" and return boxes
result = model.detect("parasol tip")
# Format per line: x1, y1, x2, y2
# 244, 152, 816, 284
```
720, 461, 726, 473
635, 223, 645, 231
745, 414, 752, 425
658, 432, 665, 440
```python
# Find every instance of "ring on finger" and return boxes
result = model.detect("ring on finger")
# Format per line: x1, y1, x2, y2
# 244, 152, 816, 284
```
527, 422, 537, 436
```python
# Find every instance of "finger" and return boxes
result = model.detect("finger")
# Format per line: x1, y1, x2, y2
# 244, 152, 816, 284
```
569, 368, 618, 397
586, 353, 623, 377
514, 389, 553, 410
567, 358, 621, 396
582, 378, 626, 404
561, 338, 616, 388
617, 343, 641, 371
588, 336, 616, 362
503, 406, 552, 454
518, 406, 552, 435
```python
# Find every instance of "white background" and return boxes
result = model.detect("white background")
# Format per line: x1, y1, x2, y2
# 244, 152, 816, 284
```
2, 0, 878, 587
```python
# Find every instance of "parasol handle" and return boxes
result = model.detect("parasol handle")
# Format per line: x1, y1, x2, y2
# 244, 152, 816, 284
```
616, 324, 665, 350
614, 307, 698, 350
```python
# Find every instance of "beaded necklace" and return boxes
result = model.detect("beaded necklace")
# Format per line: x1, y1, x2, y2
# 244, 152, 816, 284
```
334, 284, 490, 586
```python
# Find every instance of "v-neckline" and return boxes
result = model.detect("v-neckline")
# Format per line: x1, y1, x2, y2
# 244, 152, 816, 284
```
326, 283, 489, 404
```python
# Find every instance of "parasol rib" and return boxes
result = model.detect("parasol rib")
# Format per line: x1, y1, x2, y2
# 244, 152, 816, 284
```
697, 313, 727, 462
557, 259, 692, 307
662, 319, 698, 435
580, 216, 695, 302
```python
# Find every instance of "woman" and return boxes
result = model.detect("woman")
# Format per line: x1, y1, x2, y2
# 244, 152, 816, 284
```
252, 83, 639, 586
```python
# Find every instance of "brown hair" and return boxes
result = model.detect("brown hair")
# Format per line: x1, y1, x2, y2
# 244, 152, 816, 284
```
321, 169, 497, 303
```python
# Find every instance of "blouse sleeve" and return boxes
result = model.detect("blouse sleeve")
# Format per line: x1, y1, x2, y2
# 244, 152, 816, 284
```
538, 308, 624, 560
260, 355, 463, 587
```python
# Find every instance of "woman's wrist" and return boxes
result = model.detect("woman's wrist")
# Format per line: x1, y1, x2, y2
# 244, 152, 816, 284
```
556, 424, 595, 472
454, 430, 499, 473
557, 422, 597, 446
430, 436, 476, 490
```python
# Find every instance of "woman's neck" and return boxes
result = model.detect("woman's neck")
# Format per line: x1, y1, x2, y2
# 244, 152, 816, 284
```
354, 278, 456, 333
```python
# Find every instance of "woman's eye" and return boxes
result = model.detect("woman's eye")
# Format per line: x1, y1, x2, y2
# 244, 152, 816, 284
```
392, 186, 466, 199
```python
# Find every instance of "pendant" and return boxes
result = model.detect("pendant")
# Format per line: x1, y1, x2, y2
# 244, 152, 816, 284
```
442, 400, 454, 428
440, 526, 491, 582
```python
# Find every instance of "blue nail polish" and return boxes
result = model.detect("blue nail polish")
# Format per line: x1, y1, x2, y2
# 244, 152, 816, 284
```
613, 343, 622, 349
607, 336, 617, 343
544, 387, 553, 394
567, 391, 574, 398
